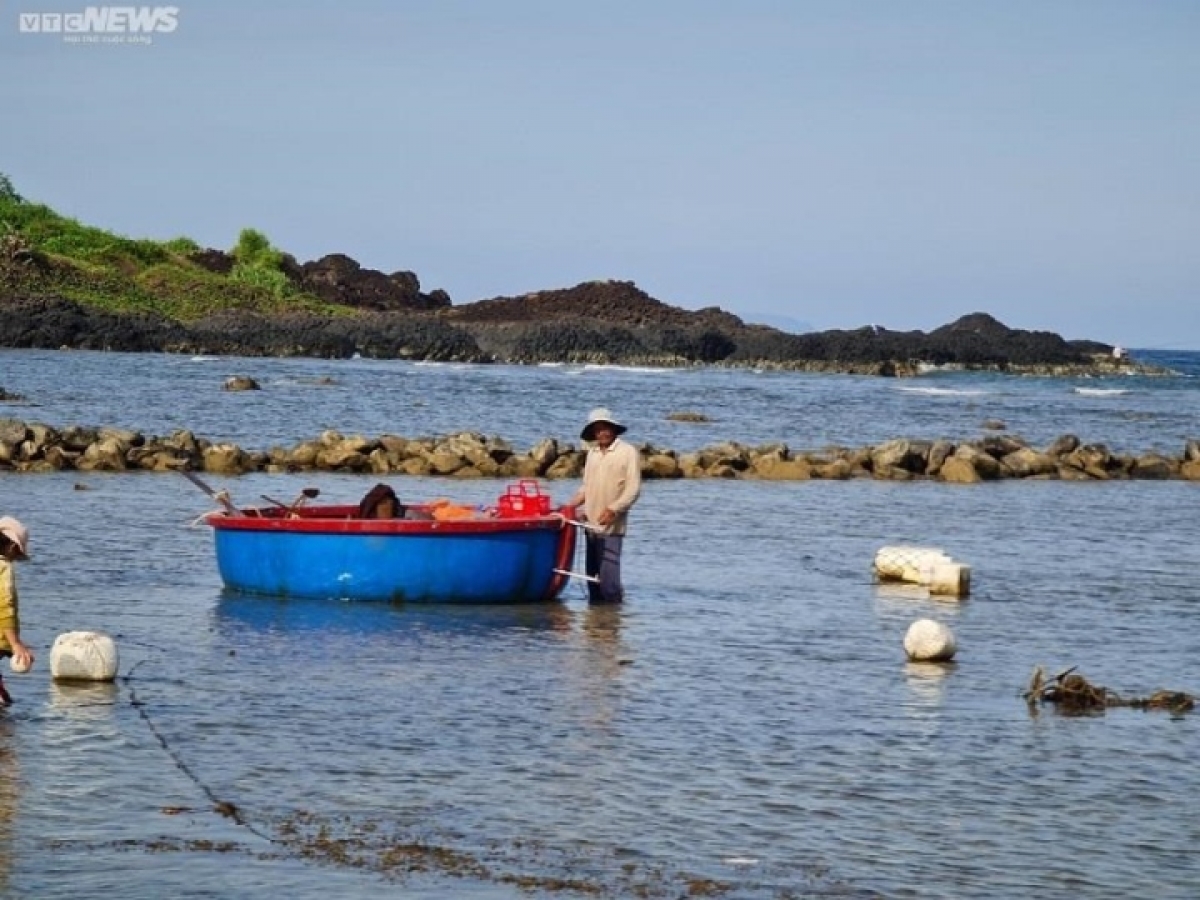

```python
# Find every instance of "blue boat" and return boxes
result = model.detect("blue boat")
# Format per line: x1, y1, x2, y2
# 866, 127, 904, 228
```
204, 500, 580, 604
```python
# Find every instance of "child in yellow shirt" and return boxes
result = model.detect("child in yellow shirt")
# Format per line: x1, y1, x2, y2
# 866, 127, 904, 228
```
0, 517, 34, 706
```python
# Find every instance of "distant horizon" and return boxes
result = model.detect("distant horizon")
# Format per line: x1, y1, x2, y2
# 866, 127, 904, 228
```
4, 2, 1197, 350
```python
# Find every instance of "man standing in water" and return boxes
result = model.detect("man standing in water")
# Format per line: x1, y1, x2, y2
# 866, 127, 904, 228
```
568, 408, 642, 604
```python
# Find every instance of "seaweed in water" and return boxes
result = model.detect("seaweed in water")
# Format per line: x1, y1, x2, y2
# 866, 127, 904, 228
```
1024, 665, 1195, 716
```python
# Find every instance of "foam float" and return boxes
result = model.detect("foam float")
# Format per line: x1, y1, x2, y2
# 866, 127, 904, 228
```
904, 619, 958, 662
874, 545, 971, 597
50, 631, 119, 682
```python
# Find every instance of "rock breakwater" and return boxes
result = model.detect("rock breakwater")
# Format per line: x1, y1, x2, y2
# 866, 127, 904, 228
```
2, 417, 1199, 483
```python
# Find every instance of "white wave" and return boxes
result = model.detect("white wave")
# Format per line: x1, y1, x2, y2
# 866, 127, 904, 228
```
1073, 387, 1130, 396
271, 376, 338, 387
893, 386, 988, 397
581, 364, 674, 375
189, 355, 221, 362
917, 362, 965, 374
541, 362, 590, 376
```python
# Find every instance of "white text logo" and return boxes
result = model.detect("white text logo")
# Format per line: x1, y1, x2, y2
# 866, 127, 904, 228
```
18, 6, 179, 37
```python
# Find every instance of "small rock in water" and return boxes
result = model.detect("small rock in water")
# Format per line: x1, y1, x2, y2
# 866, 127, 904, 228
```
666, 410, 712, 423
223, 376, 261, 392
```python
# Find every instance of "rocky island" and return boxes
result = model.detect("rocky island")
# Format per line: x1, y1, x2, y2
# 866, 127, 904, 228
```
0, 175, 1154, 376
1, 176, 1193, 484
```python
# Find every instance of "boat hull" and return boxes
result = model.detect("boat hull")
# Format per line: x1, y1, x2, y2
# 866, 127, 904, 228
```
208, 505, 577, 604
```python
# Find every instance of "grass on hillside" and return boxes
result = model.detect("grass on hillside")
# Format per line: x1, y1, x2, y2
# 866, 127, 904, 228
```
0, 178, 347, 322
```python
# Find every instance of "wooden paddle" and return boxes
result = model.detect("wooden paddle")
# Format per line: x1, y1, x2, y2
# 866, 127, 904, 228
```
261, 488, 320, 516
180, 470, 239, 515
292, 487, 320, 508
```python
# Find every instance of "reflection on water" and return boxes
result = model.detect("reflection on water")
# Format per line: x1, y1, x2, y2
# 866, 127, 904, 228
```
903, 661, 954, 713
581, 604, 624, 659
872, 582, 936, 604
0, 718, 16, 896
38, 681, 125, 811
576, 604, 628, 730
46, 681, 120, 719
213, 590, 577, 638
872, 582, 968, 617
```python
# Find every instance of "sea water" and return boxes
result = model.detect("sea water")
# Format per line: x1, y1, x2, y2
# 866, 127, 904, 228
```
0, 348, 1197, 899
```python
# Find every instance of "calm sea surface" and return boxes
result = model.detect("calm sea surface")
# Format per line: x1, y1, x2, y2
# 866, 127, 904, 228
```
0, 347, 1197, 899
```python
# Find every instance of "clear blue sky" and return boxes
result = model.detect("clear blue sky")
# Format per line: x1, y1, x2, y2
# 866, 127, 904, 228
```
3, 1, 1197, 348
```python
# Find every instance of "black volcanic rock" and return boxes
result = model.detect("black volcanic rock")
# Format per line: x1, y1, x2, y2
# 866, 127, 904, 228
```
0, 295, 184, 351
170, 310, 486, 361
190, 249, 452, 313
931, 312, 1012, 339
295, 254, 450, 312
925, 313, 1092, 366
446, 279, 745, 330
444, 291, 1120, 372
0, 296, 485, 361
188, 249, 235, 275
0, 283, 1128, 374
444, 280, 750, 364
727, 313, 1106, 369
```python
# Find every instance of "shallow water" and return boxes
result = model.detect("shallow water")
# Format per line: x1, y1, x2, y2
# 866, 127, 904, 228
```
0, 350, 1198, 898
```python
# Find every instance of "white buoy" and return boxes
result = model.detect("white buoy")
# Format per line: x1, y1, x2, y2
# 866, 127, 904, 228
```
927, 562, 971, 597
50, 631, 120, 682
903, 619, 957, 662
874, 545, 950, 582
874, 545, 971, 597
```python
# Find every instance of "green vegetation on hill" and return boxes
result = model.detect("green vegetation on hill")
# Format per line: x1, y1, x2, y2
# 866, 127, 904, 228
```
0, 174, 344, 321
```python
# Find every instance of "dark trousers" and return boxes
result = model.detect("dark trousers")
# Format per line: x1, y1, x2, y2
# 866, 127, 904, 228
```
584, 533, 625, 604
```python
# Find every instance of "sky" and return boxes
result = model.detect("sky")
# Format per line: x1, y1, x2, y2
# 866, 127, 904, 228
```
2, 1, 1198, 348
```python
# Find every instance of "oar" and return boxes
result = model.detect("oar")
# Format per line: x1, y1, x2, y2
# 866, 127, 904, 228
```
291, 487, 320, 509
261, 488, 320, 516
180, 470, 239, 515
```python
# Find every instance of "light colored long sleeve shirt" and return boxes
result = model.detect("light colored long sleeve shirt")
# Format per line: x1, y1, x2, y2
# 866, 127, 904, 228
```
573, 437, 642, 536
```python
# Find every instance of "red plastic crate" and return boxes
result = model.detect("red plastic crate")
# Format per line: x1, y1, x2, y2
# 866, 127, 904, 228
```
496, 479, 553, 517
